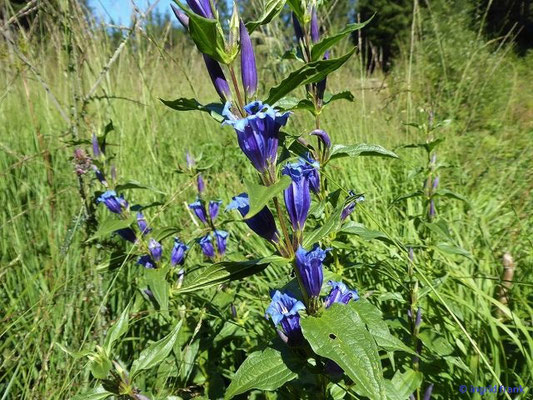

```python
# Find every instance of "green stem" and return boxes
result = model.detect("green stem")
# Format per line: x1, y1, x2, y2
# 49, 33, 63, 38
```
228, 65, 245, 116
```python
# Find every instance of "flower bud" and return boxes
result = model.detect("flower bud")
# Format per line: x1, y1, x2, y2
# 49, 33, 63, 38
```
239, 19, 258, 98
310, 7, 319, 43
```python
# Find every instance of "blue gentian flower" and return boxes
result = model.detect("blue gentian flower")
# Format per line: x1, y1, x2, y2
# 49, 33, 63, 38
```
209, 200, 222, 221
137, 255, 155, 269
316, 51, 329, 101
432, 176, 439, 190
97, 190, 128, 214
197, 174, 205, 194
198, 235, 215, 259
239, 20, 257, 98
185, 151, 195, 169
226, 193, 278, 242
310, 6, 319, 43
171, 4, 189, 28
92, 166, 107, 186
299, 154, 320, 194
310, 129, 331, 149
265, 290, 306, 346
214, 230, 228, 255
171, 237, 189, 266
189, 199, 208, 225
292, 13, 303, 42
223, 101, 290, 173
115, 228, 136, 243
92, 132, 101, 158
324, 281, 359, 308
282, 162, 311, 231
136, 212, 151, 235
341, 191, 364, 222
295, 245, 328, 298
429, 199, 436, 218
148, 238, 162, 262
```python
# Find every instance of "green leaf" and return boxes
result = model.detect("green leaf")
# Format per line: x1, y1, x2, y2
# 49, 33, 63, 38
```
115, 180, 166, 195
88, 214, 136, 242
301, 303, 386, 400
351, 300, 414, 354
224, 341, 300, 399
286, 0, 305, 21
89, 354, 111, 379
246, 0, 286, 33
104, 304, 130, 354
400, 138, 444, 154
311, 19, 372, 61
178, 257, 284, 293
245, 175, 291, 218
160, 97, 225, 122
340, 222, 393, 245
390, 368, 423, 399
330, 143, 398, 160
433, 189, 470, 205
177, 6, 231, 64
435, 243, 472, 259
303, 200, 344, 247
130, 320, 183, 379
323, 90, 355, 106
71, 386, 112, 400
392, 190, 424, 204
274, 96, 315, 113
267, 49, 356, 105
145, 268, 169, 316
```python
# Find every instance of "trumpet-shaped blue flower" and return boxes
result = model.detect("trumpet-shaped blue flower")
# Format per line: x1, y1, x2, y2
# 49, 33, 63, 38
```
310, 129, 331, 149
214, 230, 228, 255
265, 290, 306, 346
295, 245, 328, 298
209, 200, 222, 221
282, 162, 311, 231
148, 238, 162, 262
171, 237, 189, 266
341, 191, 364, 222
324, 281, 359, 308
136, 212, 151, 235
226, 193, 278, 242
311, 6, 320, 43
223, 101, 290, 173
240, 20, 257, 98
197, 174, 205, 194
97, 190, 128, 214
138, 255, 155, 269
115, 228, 136, 243
189, 199, 208, 225
198, 235, 215, 258
299, 154, 320, 194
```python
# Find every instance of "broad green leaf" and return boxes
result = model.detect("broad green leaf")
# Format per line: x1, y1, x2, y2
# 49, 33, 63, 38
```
131, 320, 183, 379
435, 243, 472, 259
434, 189, 470, 205
303, 200, 344, 247
177, 257, 284, 293
89, 354, 111, 379
390, 369, 423, 399
115, 180, 166, 195
104, 304, 131, 354
145, 268, 169, 316
311, 19, 372, 61
160, 97, 225, 122
340, 222, 393, 245
423, 220, 452, 241
246, 0, 286, 33
71, 386, 112, 400
301, 303, 386, 399
323, 90, 355, 105
178, 340, 200, 383
177, 6, 231, 64
351, 301, 414, 354
392, 190, 424, 204
286, 0, 305, 21
267, 49, 356, 105
330, 143, 398, 160
151, 226, 181, 242
88, 214, 136, 242
274, 96, 315, 113
245, 175, 291, 218
224, 341, 300, 399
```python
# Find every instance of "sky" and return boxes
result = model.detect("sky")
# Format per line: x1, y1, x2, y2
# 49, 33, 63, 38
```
88, 0, 175, 25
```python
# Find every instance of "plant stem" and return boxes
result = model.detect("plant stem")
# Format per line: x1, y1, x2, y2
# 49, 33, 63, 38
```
228, 65, 246, 116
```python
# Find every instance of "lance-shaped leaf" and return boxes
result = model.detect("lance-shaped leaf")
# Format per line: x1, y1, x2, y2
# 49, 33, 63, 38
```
286, 0, 305, 21
303, 199, 345, 247
329, 143, 398, 160
104, 304, 131, 354
340, 222, 393, 245
224, 340, 301, 399
145, 267, 169, 316
87, 214, 136, 242
267, 49, 356, 105
399, 138, 444, 154
177, 256, 286, 293
160, 97, 225, 122
301, 303, 387, 399
311, 19, 372, 61
130, 320, 183, 379
245, 175, 291, 218
71, 386, 112, 400
246, 0, 286, 33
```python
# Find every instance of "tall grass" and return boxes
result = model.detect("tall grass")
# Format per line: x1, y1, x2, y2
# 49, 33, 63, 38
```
1, 0, 532, 398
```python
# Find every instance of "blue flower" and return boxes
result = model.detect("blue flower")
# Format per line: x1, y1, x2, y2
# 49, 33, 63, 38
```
136, 212, 151, 235
148, 238, 162, 262
265, 291, 306, 346
92, 132, 101, 158
115, 228, 136, 243
226, 193, 278, 242
214, 230, 229, 255
282, 162, 311, 231
171, 237, 189, 266
324, 281, 359, 308
209, 200, 222, 221
197, 174, 205, 194
202, 55, 232, 101
198, 235, 215, 259
292, 12, 303, 42
223, 101, 290, 173
239, 19, 257, 98
137, 255, 155, 269
310, 129, 331, 149
97, 190, 128, 214
189, 199, 208, 225
92, 166, 107, 186
185, 151, 195, 169
299, 154, 320, 194
295, 245, 328, 298
310, 6, 320, 43
341, 191, 364, 222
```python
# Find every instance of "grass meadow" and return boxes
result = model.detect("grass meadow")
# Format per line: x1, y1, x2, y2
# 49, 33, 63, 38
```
1, 1, 532, 399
